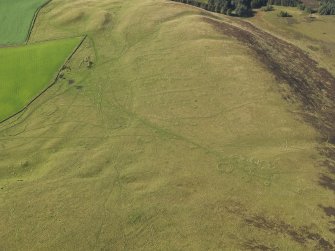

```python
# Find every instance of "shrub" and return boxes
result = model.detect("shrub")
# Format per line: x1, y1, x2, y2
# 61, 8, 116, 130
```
200, 2, 209, 9
261, 5, 274, 11
297, 3, 305, 10
304, 7, 313, 13
235, 0, 253, 16
278, 10, 291, 16
226, 8, 233, 15
236, 4, 252, 16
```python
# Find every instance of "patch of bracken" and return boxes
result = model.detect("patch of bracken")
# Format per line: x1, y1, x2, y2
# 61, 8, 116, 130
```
320, 205, 335, 217
319, 174, 335, 192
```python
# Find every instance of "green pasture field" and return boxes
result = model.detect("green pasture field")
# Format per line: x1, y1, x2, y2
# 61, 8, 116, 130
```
0, 37, 81, 122
0, 0, 48, 45
0, 0, 334, 250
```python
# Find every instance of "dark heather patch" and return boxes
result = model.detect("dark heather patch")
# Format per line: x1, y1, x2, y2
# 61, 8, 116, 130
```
319, 174, 335, 192
222, 200, 334, 249
323, 159, 335, 174
224, 200, 246, 216
245, 216, 306, 244
244, 215, 334, 249
320, 206, 335, 217
305, 231, 321, 240
287, 229, 307, 244
68, 79, 75, 85
319, 147, 335, 175
330, 228, 335, 234
245, 216, 276, 231
319, 146, 335, 160
244, 239, 278, 250
319, 238, 335, 250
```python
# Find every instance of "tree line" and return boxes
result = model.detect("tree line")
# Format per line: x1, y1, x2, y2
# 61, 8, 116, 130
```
171, 0, 252, 16
172, 0, 335, 16
319, 0, 335, 15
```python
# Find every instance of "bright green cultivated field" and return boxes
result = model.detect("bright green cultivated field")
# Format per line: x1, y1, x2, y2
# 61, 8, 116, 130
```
0, 0, 48, 45
0, 37, 81, 122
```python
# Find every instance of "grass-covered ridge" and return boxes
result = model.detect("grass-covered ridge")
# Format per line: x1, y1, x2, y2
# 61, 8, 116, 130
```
0, 0, 335, 251
0, 37, 82, 122
0, 0, 334, 250
0, 0, 49, 45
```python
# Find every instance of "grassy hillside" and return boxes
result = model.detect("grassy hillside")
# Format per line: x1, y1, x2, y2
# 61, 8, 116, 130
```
250, 6, 335, 74
0, 0, 334, 250
0, 0, 48, 45
0, 37, 82, 122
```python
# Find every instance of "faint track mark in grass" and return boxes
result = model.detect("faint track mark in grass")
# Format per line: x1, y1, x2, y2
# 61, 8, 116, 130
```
102, 94, 278, 186
93, 150, 128, 250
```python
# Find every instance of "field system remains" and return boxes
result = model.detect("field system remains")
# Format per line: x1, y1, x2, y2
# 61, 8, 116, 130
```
0, 0, 335, 250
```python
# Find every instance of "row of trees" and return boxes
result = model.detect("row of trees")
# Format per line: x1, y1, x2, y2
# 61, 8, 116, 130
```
267, 0, 297, 6
296, 0, 335, 14
319, 0, 335, 14
251, 0, 268, 8
172, 0, 335, 16
208, 0, 253, 16
172, 0, 253, 16
172, 0, 296, 16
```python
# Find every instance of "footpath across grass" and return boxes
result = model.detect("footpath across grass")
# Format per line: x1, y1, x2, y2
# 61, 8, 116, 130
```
0, 0, 49, 45
0, 37, 82, 122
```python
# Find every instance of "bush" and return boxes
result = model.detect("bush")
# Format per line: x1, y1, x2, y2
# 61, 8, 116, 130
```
261, 5, 274, 11
235, 0, 253, 16
236, 4, 250, 15
200, 2, 209, 9
226, 8, 233, 15
278, 10, 291, 16
304, 7, 313, 13
297, 3, 305, 10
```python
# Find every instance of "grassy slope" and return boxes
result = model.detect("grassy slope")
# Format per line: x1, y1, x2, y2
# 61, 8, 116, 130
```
0, 37, 82, 122
0, 0, 334, 250
250, 6, 335, 75
0, 0, 48, 45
